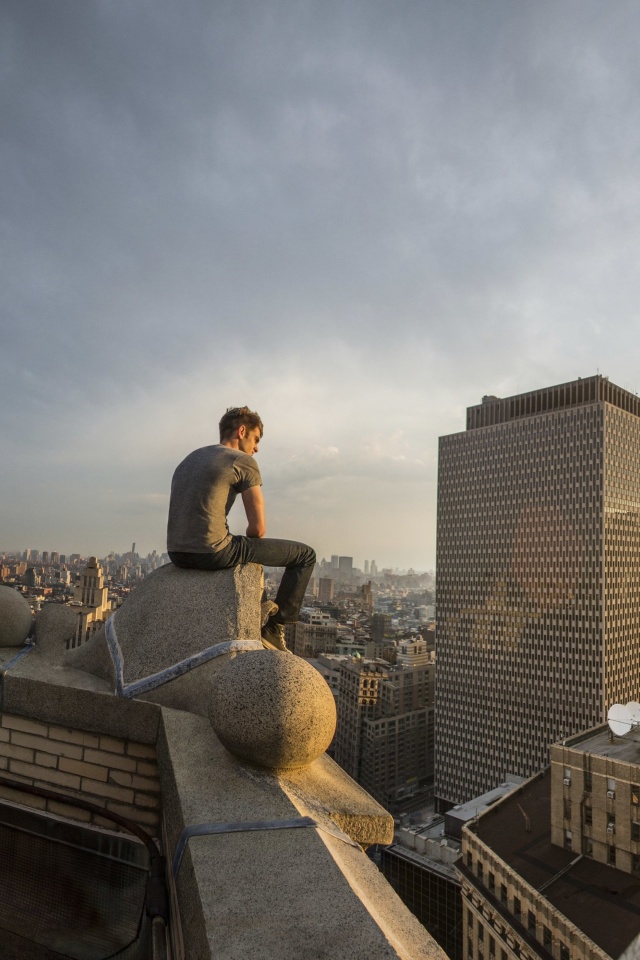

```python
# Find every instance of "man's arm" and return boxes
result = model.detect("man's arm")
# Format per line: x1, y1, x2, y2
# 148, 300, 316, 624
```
241, 485, 266, 538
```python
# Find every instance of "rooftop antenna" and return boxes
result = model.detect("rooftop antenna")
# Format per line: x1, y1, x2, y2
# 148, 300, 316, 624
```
607, 702, 640, 739
628, 701, 640, 723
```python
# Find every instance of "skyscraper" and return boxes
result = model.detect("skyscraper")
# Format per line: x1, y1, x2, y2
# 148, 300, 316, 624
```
435, 375, 640, 807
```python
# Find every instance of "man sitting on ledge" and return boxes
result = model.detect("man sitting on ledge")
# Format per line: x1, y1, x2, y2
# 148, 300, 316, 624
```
167, 405, 316, 651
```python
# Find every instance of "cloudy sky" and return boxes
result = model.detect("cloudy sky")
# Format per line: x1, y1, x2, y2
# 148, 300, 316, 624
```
2, 0, 640, 570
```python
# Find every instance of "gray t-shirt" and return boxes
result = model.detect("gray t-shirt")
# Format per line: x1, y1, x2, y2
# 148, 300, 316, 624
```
167, 445, 262, 553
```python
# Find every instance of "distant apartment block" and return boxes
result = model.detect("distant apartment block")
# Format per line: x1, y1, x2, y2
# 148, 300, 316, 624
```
285, 608, 338, 658
318, 577, 334, 602
334, 638, 434, 809
371, 613, 392, 641
436, 375, 640, 806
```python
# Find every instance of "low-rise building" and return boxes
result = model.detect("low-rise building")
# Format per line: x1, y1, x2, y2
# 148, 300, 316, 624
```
550, 723, 640, 873
460, 757, 640, 960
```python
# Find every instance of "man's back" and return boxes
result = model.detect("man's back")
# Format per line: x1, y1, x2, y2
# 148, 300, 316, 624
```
167, 444, 261, 554
167, 406, 315, 652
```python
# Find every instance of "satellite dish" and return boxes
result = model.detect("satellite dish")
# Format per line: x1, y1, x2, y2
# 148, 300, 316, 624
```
627, 701, 640, 723
608, 703, 634, 737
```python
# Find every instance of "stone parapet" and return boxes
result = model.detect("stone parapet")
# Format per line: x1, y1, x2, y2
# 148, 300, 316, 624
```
0, 647, 446, 958
0, 560, 448, 960
159, 707, 443, 960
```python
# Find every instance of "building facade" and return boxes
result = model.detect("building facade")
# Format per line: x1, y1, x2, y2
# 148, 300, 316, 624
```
285, 608, 338, 658
436, 375, 640, 806
550, 722, 640, 875
334, 639, 435, 808
382, 840, 462, 960
68, 556, 112, 648
318, 577, 335, 602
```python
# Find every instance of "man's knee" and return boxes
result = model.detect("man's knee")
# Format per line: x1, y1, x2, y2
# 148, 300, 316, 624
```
302, 545, 316, 568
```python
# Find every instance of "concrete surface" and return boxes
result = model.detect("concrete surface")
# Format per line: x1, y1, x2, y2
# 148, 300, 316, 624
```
278, 755, 395, 848
63, 563, 264, 712
1, 650, 161, 744
209, 650, 337, 769
0, 587, 33, 647
0, 570, 448, 960
34, 603, 78, 653
0, 644, 445, 960
159, 708, 445, 960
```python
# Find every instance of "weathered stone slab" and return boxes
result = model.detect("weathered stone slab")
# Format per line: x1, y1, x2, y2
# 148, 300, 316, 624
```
58, 563, 264, 712
159, 708, 445, 960
35, 603, 78, 653
2, 654, 161, 744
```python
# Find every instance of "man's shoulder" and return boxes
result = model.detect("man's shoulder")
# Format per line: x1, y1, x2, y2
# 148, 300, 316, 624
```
172, 444, 224, 474
174, 445, 259, 474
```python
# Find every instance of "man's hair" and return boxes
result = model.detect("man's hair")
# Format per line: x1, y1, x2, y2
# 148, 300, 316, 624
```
219, 406, 264, 441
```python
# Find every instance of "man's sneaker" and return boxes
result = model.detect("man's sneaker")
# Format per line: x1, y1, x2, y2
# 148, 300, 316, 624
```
261, 600, 279, 628
261, 619, 287, 652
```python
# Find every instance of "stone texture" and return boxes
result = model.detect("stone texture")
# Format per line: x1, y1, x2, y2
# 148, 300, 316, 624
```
0, 586, 33, 647
0, 650, 444, 960
278, 754, 394, 848
64, 624, 114, 684
62, 563, 263, 711
134, 653, 259, 717
159, 709, 445, 960
3, 656, 160, 745
622, 935, 640, 960
34, 603, 78, 654
208, 650, 337, 769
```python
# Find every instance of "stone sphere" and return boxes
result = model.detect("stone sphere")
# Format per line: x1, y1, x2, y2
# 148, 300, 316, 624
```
208, 650, 337, 770
0, 586, 33, 647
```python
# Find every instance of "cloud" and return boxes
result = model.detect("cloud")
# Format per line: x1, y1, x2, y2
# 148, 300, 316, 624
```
3, 0, 640, 566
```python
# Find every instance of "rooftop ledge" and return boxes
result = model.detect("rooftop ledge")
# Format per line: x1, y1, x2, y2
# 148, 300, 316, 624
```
0, 569, 445, 960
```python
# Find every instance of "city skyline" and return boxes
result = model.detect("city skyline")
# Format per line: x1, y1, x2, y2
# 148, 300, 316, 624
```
4, 2, 640, 568
0, 543, 430, 577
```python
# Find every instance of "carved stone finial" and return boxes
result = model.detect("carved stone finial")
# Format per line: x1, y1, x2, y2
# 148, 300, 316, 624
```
208, 650, 337, 769
0, 586, 33, 646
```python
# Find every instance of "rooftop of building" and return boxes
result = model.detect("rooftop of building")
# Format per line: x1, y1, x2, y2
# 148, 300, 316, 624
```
386, 840, 461, 884
464, 374, 640, 431
445, 778, 524, 838
564, 723, 640, 765
394, 812, 461, 881
469, 768, 640, 959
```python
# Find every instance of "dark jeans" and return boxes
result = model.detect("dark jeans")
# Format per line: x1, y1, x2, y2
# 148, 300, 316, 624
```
169, 536, 316, 623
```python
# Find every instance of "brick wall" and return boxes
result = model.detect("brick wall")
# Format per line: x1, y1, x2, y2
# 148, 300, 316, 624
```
0, 712, 160, 832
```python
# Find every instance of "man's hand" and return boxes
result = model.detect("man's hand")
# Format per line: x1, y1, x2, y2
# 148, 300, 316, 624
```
242, 485, 266, 538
